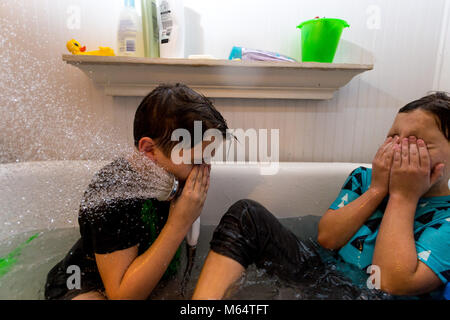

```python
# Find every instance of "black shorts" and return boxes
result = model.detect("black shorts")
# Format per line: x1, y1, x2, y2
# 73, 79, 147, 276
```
210, 199, 325, 283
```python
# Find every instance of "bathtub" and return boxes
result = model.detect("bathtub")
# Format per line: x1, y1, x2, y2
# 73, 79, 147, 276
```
0, 160, 371, 241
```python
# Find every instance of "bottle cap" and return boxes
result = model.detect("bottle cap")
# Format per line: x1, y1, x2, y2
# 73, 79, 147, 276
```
124, 0, 135, 8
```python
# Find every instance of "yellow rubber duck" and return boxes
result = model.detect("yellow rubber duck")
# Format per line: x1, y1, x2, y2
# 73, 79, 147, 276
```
67, 39, 115, 56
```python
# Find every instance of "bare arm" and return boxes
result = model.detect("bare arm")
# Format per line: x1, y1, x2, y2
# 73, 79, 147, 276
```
95, 165, 210, 300
318, 136, 396, 250
318, 189, 386, 250
95, 220, 189, 300
372, 137, 444, 295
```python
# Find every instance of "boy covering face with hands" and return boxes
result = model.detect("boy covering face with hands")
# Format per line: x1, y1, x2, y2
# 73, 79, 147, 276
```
319, 92, 449, 297
193, 93, 449, 300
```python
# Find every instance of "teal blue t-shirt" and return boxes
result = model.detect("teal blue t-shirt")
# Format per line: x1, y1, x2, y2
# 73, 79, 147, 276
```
329, 167, 450, 288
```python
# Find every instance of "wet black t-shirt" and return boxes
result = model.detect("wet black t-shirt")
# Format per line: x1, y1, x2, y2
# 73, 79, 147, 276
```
45, 157, 178, 300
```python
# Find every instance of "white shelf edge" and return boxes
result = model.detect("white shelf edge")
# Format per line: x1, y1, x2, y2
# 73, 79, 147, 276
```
63, 55, 373, 100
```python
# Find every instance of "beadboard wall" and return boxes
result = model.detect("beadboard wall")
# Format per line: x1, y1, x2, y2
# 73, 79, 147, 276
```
1, 0, 449, 164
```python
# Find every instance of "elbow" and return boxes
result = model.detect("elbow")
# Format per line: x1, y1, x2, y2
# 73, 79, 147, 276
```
105, 290, 121, 300
106, 289, 148, 301
317, 214, 342, 250
377, 272, 417, 296
317, 230, 340, 250
108, 293, 147, 300
380, 281, 411, 296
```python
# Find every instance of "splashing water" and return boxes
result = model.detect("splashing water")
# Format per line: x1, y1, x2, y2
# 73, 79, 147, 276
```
80, 153, 179, 214
126, 152, 179, 202
0, 2, 129, 165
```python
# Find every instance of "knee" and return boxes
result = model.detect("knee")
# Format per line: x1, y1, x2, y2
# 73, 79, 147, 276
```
216, 199, 265, 233
226, 199, 274, 233
229, 199, 266, 217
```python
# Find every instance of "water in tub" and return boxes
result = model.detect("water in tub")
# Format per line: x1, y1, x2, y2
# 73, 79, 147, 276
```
0, 215, 389, 300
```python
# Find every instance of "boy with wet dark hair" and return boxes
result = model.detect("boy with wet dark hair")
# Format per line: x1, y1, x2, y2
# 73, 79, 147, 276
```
193, 92, 450, 300
134, 84, 229, 157
45, 83, 229, 300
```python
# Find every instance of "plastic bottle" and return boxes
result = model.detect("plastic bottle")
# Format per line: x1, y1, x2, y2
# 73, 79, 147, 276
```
158, 0, 185, 58
117, 0, 145, 57
141, 0, 160, 58
186, 217, 200, 247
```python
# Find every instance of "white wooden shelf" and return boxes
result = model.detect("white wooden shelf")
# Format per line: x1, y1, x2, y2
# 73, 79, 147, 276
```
62, 54, 373, 100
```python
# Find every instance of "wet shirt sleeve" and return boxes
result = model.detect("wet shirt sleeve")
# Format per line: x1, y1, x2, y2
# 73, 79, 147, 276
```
81, 199, 145, 255
415, 209, 450, 285
329, 167, 371, 210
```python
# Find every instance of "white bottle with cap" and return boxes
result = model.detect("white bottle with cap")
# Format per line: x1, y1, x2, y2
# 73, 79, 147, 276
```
117, 0, 145, 57
158, 0, 185, 58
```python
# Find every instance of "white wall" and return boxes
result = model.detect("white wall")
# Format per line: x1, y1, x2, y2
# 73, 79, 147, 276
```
434, 0, 450, 92
1, 0, 449, 164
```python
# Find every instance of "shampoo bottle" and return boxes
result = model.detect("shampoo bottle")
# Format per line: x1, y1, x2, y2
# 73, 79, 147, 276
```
141, 0, 160, 58
158, 0, 185, 58
117, 0, 145, 57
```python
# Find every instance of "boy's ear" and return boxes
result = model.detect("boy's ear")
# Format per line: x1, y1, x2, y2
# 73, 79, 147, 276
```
139, 137, 157, 161
430, 163, 445, 186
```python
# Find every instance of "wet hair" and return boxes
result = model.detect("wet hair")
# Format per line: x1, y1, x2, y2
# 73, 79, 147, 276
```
399, 92, 450, 141
133, 83, 229, 156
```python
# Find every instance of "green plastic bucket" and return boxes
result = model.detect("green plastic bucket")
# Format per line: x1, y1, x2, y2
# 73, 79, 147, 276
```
297, 18, 349, 63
